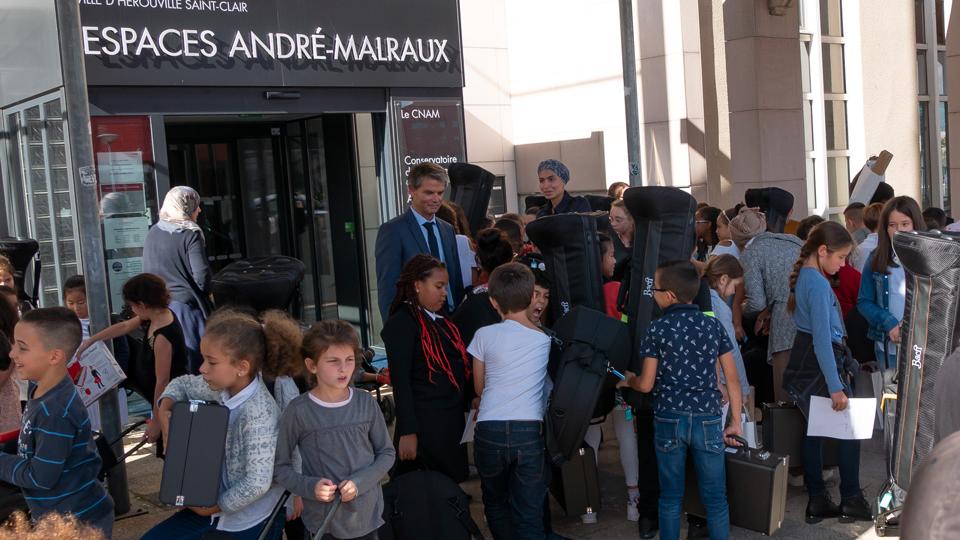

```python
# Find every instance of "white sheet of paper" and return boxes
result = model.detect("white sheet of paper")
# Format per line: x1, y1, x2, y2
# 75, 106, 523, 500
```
807, 396, 876, 440
461, 409, 478, 444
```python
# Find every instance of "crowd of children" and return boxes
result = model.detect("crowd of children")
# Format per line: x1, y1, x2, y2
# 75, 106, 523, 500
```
0, 178, 948, 540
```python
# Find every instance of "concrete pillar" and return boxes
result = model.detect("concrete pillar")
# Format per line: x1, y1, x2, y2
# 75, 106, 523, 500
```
948, 0, 960, 216
636, 0, 709, 201
724, 0, 806, 212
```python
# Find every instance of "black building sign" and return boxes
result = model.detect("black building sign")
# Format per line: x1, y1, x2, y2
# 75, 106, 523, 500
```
391, 97, 466, 181
78, 0, 463, 88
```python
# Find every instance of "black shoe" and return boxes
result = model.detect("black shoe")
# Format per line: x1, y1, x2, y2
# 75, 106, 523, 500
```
639, 517, 659, 539
686, 515, 709, 539
806, 493, 840, 523
839, 494, 874, 523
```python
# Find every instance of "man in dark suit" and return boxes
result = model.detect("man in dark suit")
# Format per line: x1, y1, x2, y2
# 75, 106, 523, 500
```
376, 162, 464, 321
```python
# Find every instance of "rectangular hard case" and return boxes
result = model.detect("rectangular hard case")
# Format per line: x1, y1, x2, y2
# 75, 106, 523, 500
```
684, 445, 789, 535
550, 445, 602, 517
159, 400, 230, 508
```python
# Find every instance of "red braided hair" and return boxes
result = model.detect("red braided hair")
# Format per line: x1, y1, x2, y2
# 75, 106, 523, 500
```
390, 254, 471, 388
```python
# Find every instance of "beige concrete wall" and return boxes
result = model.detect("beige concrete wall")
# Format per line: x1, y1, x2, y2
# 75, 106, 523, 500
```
724, 0, 807, 213
859, 0, 921, 202
636, 0, 709, 199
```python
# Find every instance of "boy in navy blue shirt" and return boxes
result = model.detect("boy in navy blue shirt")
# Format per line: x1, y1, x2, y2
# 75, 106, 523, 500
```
0, 308, 113, 536
619, 261, 742, 540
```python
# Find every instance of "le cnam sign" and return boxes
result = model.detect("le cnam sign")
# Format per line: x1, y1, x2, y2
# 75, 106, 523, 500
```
78, 0, 463, 88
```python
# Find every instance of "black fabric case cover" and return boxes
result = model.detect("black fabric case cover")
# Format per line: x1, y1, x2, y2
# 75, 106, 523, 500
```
448, 162, 495, 238
211, 256, 305, 312
526, 213, 605, 322
545, 306, 631, 464
891, 230, 960, 489
620, 186, 697, 372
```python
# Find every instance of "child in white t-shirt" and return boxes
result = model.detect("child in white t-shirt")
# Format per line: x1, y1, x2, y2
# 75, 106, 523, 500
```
468, 262, 551, 540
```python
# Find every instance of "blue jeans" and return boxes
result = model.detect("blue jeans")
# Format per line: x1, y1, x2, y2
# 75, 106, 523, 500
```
140, 508, 284, 540
474, 420, 548, 540
654, 410, 729, 540
803, 436, 862, 499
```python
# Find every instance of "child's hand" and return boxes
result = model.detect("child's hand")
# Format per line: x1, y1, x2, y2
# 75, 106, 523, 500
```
616, 371, 637, 389
723, 424, 743, 447
288, 495, 303, 520
398, 434, 418, 461
143, 418, 162, 443
338, 480, 358, 502
314, 478, 337, 503
75, 339, 95, 359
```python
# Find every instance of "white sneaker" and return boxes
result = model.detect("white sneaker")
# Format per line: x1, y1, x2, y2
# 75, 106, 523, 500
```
627, 500, 640, 522
581, 511, 598, 524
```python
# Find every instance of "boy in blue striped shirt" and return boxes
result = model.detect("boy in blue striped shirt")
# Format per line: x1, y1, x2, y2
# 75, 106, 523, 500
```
0, 308, 113, 536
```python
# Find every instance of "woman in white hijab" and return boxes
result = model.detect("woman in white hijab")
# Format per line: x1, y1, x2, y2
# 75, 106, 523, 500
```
142, 186, 212, 373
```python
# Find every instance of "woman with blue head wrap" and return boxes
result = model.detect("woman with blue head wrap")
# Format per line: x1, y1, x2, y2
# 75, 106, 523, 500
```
535, 159, 591, 218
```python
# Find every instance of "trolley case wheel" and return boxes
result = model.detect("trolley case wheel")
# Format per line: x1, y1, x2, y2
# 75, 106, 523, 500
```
890, 230, 960, 489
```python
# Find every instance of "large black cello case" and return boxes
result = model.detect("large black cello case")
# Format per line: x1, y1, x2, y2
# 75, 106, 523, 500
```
447, 162, 495, 237
211, 256, 306, 313
526, 212, 606, 322
620, 187, 698, 373
890, 230, 960, 488
744, 187, 794, 234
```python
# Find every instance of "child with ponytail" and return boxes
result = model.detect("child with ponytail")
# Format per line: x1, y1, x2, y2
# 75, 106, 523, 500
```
274, 320, 395, 540
142, 309, 286, 540
380, 254, 473, 482
703, 255, 752, 415
784, 221, 872, 524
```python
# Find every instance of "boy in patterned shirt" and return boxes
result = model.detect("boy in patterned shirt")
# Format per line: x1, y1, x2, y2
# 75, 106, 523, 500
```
619, 260, 742, 540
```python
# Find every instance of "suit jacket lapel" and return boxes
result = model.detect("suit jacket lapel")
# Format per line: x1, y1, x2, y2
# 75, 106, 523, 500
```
405, 209, 430, 253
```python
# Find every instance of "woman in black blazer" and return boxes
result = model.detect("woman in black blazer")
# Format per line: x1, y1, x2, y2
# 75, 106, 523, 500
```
381, 254, 473, 482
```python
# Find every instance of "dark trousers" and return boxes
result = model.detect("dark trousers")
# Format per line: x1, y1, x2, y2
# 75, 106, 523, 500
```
320, 532, 378, 540
803, 435, 862, 499
635, 408, 660, 519
142, 508, 284, 540
475, 421, 548, 540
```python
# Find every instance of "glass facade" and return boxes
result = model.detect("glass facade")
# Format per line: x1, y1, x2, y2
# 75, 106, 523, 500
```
4, 94, 81, 307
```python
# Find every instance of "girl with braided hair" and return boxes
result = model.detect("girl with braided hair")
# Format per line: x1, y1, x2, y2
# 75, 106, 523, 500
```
783, 221, 871, 524
381, 254, 473, 482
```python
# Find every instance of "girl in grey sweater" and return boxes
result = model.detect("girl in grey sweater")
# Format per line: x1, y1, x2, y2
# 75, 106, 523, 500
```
274, 320, 395, 540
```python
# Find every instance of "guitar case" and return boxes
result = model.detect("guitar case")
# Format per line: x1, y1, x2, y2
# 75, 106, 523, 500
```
526, 213, 605, 322
447, 162, 495, 237
890, 230, 960, 490
744, 187, 794, 234
545, 306, 631, 464
211, 256, 305, 313
619, 187, 698, 372
0, 237, 40, 308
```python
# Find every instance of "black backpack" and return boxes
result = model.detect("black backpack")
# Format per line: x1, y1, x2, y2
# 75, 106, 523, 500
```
545, 306, 631, 465
379, 470, 483, 540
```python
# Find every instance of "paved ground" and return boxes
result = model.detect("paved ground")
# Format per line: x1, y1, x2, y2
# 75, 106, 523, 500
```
112, 414, 893, 540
